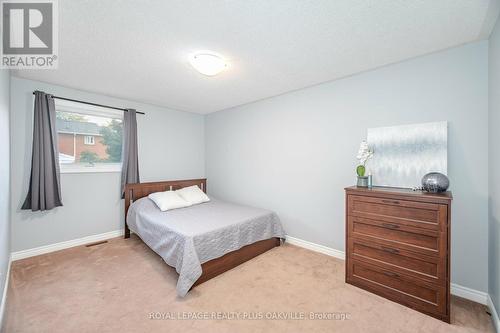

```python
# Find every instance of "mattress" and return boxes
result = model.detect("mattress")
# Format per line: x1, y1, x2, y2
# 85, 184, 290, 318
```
126, 197, 285, 296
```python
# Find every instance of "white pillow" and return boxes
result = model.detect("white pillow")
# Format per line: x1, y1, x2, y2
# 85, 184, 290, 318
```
148, 191, 191, 211
176, 185, 210, 205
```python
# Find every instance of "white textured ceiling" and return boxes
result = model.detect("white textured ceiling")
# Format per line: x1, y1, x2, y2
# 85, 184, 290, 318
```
13, 0, 500, 114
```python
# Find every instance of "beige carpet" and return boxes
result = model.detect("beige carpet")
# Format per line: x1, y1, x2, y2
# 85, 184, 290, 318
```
2, 235, 494, 333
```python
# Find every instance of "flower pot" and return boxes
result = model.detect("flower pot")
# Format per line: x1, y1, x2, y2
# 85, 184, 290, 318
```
357, 176, 369, 187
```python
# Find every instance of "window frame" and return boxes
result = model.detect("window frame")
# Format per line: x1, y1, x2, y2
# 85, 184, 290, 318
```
55, 99, 124, 174
83, 135, 95, 145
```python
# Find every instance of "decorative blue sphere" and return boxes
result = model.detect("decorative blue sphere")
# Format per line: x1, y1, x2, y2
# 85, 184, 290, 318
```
421, 172, 449, 193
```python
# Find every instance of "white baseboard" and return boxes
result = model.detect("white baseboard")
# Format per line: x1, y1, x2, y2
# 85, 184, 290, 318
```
11, 230, 124, 261
285, 235, 491, 306
285, 235, 345, 260
451, 283, 488, 305
488, 295, 500, 333
0, 255, 12, 328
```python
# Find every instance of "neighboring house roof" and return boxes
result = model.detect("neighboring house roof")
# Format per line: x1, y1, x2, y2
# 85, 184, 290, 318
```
57, 119, 102, 136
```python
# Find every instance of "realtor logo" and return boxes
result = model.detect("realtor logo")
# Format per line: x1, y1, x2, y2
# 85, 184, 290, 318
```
1, 0, 58, 69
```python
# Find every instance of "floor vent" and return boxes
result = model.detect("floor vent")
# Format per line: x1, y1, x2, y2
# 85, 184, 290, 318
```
85, 240, 108, 247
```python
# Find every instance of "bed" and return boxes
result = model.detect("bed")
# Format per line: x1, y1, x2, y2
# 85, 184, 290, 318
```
124, 178, 285, 296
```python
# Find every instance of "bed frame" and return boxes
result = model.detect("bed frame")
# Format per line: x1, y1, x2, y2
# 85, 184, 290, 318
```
124, 178, 280, 289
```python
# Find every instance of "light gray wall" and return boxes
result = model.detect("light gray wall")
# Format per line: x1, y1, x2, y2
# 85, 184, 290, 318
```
0, 70, 11, 322
206, 41, 489, 292
10, 77, 205, 252
489, 16, 500, 320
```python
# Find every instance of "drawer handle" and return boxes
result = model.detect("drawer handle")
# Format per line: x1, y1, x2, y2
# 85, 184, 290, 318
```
381, 246, 400, 254
381, 223, 400, 229
381, 199, 400, 205
383, 271, 400, 278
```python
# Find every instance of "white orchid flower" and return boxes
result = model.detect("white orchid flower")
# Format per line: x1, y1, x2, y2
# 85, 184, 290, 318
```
356, 140, 373, 165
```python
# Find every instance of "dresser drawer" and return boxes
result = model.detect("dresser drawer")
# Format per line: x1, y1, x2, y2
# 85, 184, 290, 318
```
348, 260, 447, 316
349, 236, 445, 283
348, 216, 442, 256
348, 195, 447, 231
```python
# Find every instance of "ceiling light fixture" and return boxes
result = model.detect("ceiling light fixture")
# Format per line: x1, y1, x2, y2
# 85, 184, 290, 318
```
189, 52, 227, 76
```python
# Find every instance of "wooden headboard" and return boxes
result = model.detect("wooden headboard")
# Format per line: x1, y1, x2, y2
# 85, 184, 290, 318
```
124, 178, 207, 238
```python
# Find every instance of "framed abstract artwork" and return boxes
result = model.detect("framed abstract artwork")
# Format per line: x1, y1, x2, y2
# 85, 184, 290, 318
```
366, 121, 448, 188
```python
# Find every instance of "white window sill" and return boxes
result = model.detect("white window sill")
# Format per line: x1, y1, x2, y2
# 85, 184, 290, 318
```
60, 169, 122, 174
60, 163, 122, 174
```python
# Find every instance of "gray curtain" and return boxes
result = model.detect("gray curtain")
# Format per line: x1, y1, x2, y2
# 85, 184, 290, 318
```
22, 91, 62, 211
121, 109, 140, 198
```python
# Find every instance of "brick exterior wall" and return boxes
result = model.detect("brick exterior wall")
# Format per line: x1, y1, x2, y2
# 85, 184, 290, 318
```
58, 133, 109, 162
58, 133, 74, 156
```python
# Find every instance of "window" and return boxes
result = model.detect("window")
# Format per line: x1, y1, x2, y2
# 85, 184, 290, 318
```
84, 136, 95, 145
55, 100, 123, 173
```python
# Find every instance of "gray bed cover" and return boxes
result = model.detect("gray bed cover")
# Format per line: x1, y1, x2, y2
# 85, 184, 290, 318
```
126, 197, 285, 296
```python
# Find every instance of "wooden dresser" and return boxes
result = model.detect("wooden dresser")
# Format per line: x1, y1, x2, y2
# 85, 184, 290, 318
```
345, 186, 452, 322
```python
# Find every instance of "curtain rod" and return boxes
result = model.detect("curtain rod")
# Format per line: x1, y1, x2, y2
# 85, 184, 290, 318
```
32, 91, 145, 115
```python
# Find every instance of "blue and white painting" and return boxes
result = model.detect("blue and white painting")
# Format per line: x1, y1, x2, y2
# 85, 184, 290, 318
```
367, 121, 448, 188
